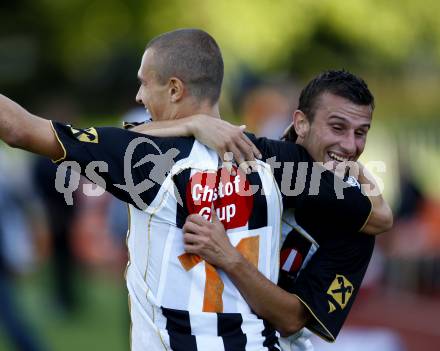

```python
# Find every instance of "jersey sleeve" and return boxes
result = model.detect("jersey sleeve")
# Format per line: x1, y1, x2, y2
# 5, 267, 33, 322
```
292, 174, 373, 238
50, 121, 178, 209
248, 135, 312, 207
290, 234, 375, 342
249, 136, 372, 234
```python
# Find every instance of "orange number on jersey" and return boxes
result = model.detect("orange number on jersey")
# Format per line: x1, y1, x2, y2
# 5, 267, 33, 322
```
178, 236, 259, 312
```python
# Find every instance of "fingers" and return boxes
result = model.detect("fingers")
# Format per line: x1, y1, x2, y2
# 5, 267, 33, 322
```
235, 138, 255, 175
228, 126, 261, 174
185, 208, 225, 235
186, 213, 210, 226
183, 244, 199, 255
210, 123, 262, 176
183, 220, 204, 235
223, 140, 253, 175
222, 151, 235, 176
211, 202, 219, 223
183, 233, 203, 254
226, 144, 245, 175
183, 221, 207, 254
183, 232, 201, 245
242, 133, 262, 160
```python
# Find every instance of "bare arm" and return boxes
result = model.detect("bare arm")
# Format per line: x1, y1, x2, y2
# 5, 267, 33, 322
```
183, 213, 310, 336
358, 163, 393, 235
131, 116, 195, 137
133, 115, 261, 172
222, 250, 310, 336
0, 94, 64, 160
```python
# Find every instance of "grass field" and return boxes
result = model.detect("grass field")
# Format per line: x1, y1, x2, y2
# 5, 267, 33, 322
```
0, 266, 129, 351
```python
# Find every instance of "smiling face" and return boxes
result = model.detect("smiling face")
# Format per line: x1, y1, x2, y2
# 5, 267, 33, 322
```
295, 92, 372, 168
135, 49, 171, 121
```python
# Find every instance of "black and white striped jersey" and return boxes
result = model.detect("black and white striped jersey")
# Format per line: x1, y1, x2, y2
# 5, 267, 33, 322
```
51, 122, 285, 351
50, 123, 373, 351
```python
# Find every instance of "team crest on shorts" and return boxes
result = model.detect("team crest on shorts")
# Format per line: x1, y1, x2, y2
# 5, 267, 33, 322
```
70, 126, 99, 143
327, 274, 354, 313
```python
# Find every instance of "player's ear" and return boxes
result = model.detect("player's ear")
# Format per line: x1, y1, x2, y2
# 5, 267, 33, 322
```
169, 77, 185, 103
292, 110, 310, 139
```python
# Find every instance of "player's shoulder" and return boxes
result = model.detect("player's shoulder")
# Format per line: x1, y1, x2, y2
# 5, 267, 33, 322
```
57, 123, 193, 146
246, 133, 311, 162
100, 126, 196, 157
52, 122, 196, 164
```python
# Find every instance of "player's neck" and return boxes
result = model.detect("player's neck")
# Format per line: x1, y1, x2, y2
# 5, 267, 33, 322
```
195, 102, 221, 119
174, 100, 221, 120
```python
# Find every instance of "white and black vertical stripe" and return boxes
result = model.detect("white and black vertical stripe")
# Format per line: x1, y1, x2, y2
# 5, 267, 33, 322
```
162, 307, 197, 351
173, 168, 192, 229
262, 320, 281, 350
247, 172, 268, 230
217, 313, 247, 350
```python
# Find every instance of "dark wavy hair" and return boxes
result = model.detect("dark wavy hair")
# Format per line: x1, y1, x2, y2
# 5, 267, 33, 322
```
284, 69, 374, 142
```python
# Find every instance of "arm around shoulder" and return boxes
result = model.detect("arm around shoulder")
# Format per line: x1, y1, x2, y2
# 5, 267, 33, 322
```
358, 164, 393, 235
361, 194, 393, 235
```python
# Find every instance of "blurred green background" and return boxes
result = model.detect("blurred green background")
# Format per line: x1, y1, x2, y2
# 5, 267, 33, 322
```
2, 0, 440, 196
3, 0, 440, 118
1, 1, 440, 350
